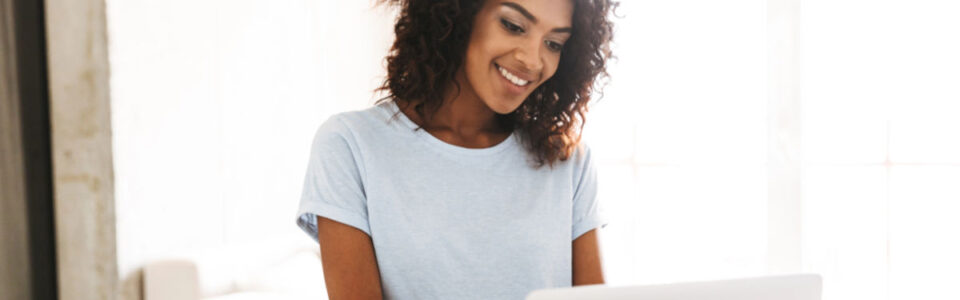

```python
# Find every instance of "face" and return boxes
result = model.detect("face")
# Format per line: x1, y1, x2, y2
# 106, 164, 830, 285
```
462, 0, 574, 114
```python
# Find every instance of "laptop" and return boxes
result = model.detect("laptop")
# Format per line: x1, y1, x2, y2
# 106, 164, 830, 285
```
526, 274, 822, 300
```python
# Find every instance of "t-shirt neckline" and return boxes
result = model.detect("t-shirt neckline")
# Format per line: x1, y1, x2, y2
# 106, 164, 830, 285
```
383, 100, 519, 156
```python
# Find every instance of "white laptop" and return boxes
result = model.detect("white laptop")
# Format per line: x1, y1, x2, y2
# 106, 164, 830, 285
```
526, 274, 822, 300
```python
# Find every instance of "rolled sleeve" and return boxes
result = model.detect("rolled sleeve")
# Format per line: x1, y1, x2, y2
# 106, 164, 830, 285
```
295, 115, 371, 242
571, 144, 608, 240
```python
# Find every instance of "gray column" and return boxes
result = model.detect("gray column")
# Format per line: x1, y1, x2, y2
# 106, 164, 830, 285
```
0, 0, 32, 298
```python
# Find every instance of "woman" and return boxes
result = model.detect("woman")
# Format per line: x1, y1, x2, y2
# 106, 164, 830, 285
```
296, 0, 616, 298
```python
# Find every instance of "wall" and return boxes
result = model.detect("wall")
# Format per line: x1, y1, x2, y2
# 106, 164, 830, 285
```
105, 0, 395, 298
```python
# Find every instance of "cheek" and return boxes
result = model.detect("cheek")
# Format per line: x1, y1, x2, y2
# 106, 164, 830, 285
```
465, 39, 510, 89
470, 24, 520, 66
539, 58, 562, 84
467, 27, 498, 62
464, 47, 493, 90
464, 37, 495, 74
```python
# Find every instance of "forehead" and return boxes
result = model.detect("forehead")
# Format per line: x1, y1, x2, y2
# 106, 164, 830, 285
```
488, 0, 573, 28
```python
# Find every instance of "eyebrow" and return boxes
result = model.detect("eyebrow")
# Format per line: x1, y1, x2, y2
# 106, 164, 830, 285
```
500, 2, 572, 33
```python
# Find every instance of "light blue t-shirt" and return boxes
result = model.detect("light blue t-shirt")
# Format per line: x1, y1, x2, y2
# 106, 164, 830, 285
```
295, 100, 607, 299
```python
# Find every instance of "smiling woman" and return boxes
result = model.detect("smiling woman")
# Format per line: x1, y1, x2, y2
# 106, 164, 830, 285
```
380, 0, 615, 166
295, 0, 617, 299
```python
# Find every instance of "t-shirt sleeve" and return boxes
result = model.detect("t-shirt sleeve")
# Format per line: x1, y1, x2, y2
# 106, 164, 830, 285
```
571, 144, 608, 240
295, 115, 371, 243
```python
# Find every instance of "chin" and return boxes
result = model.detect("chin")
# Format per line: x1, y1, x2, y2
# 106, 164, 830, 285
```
485, 99, 525, 115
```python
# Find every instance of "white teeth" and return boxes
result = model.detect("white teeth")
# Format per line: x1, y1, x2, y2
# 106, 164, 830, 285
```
497, 65, 530, 87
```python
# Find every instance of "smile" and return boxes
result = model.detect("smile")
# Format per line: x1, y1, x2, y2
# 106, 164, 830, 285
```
496, 64, 531, 87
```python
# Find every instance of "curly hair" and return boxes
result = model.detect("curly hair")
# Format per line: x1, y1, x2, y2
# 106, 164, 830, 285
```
377, 0, 617, 168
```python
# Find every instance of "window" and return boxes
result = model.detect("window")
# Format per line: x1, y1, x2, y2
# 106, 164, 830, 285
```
585, 0, 768, 285
589, 0, 960, 299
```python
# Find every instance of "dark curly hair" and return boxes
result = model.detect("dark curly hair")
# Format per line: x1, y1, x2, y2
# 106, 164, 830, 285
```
377, 0, 617, 168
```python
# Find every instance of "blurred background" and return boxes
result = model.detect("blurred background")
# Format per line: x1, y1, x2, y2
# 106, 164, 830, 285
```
2, 0, 959, 299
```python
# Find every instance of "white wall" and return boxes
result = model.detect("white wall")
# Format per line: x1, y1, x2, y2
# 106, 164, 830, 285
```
106, 0, 395, 297
105, 1, 960, 299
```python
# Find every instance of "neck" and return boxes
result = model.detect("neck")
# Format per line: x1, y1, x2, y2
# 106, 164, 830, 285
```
405, 70, 506, 136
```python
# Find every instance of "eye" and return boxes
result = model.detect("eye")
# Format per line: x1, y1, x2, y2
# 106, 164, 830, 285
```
545, 40, 564, 52
500, 18, 524, 34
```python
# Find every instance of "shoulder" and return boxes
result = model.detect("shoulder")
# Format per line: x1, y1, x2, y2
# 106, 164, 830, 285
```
528, 141, 596, 184
312, 102, 395, 146
572, 142, 593, 161
566, 141, 597, 186
336, 102, 396, 131
567, 141, 595, 170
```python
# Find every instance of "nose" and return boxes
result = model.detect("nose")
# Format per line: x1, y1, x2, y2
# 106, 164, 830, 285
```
513, 38, 543, 74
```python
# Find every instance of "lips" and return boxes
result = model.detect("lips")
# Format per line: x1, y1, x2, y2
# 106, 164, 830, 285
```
497, 66, 530, 86
493, 63, 534, 87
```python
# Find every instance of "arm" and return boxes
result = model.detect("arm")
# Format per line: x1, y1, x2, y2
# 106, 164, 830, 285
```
572, 229, 605, 286
317, 216, 384, 300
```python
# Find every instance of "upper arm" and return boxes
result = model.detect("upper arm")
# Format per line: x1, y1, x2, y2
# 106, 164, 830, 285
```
572, 229, 604, 286
317, 215, 383, 300
571, 144, 607, 242
570, 145, 606, 285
